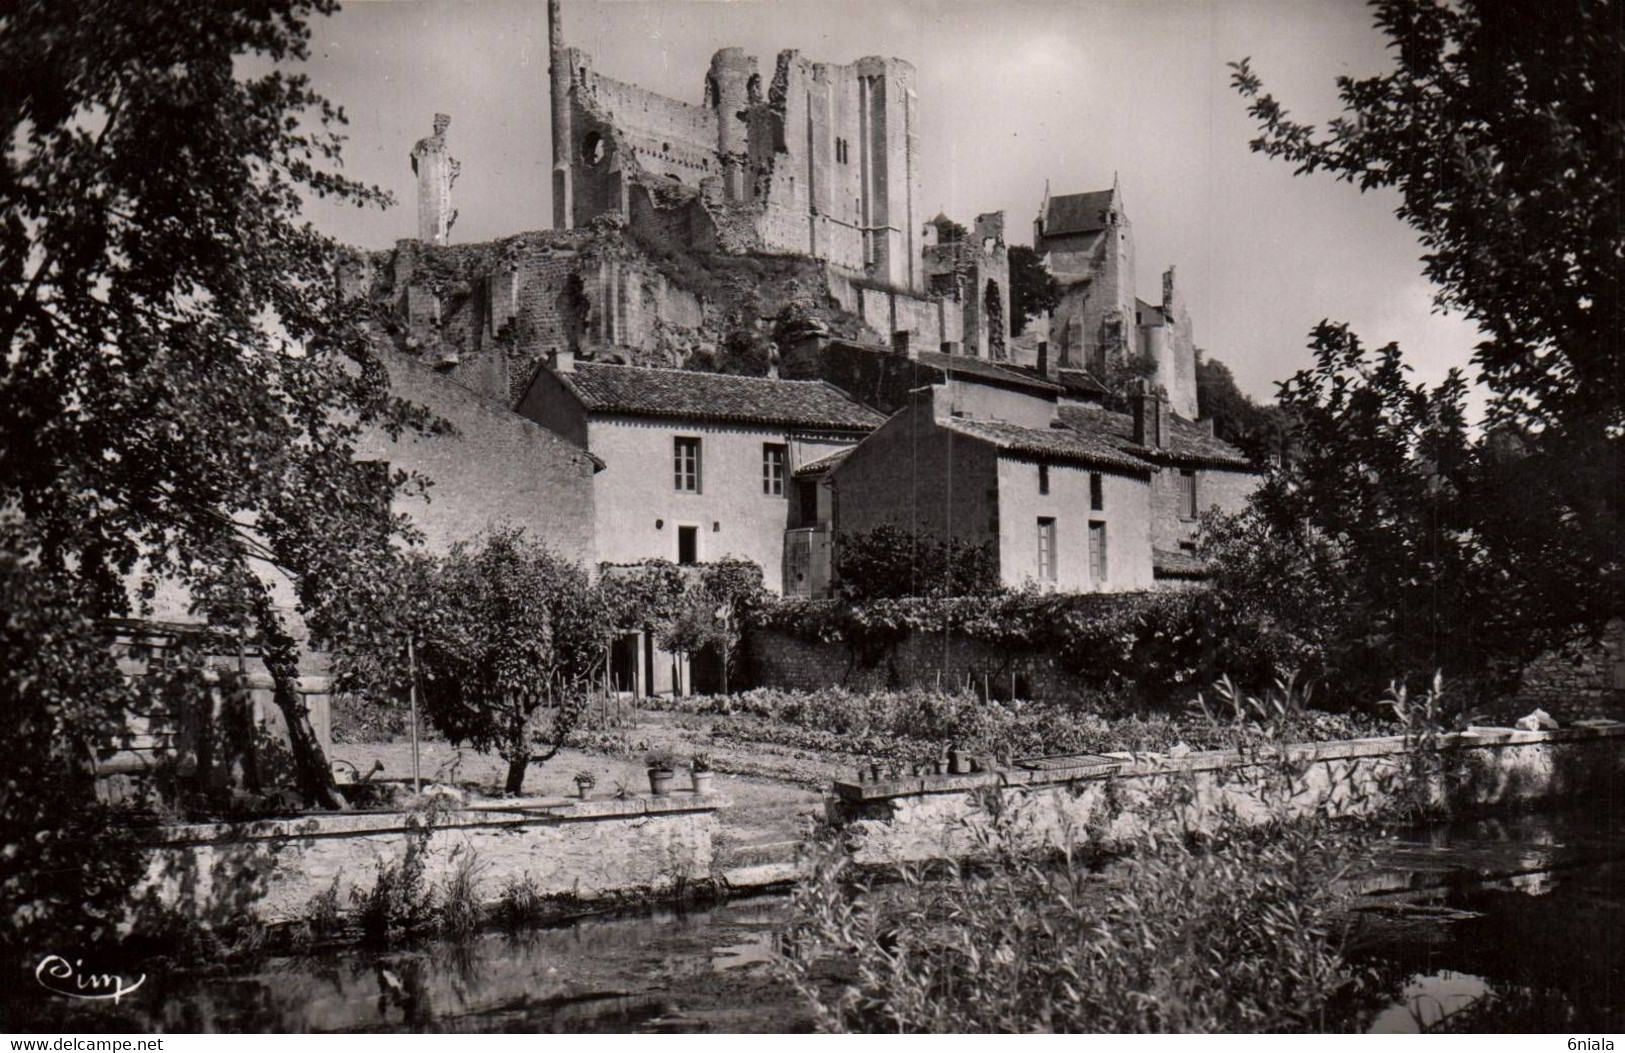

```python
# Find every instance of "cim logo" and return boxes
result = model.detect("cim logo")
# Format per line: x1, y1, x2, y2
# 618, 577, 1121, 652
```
34, 956, 146, 1003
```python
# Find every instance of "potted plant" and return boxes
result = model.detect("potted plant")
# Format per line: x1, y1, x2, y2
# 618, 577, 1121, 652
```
949, 746, 971, 775
573, 770, 597, 799
646, 749, 676, 796
689, 752, 715, 795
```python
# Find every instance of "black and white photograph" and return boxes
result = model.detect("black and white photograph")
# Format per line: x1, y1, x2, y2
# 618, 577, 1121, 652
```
1, 0, 1621, 1037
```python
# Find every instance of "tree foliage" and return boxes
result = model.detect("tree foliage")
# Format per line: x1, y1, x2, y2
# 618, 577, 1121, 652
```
2, 0, 439, 809
405, 529, 609, 795
1232, 0, 1624, 433
1197, 322, 1601, 705
0, 549, 145, 961
1195, 351, 1284, 460
1229, 0, 1624, 665
1007, 244, 1061, 337
835, 524, 1002, 602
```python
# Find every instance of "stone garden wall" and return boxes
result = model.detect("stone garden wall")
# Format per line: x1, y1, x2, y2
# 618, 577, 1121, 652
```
828, 725, 1625, 867
133, 794, 720, 927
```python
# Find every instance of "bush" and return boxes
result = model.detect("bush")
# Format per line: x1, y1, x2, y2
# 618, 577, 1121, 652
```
677, 684, 1385, 767
835, 525, 1001, 602
780, 795, 1373, 1031
752, 589, 1286, 703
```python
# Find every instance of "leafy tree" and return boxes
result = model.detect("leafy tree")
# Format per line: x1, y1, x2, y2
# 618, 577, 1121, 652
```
1232, 0, 1623, 433
1195, 351, 1285, 460
1, 0, 439, 809
1230, 0, 1623, 647
1007, 245, 1061, 337
0, 548, 145, 961
1200, 323, 1498, 703
836, 524, 1001, 602
412, 529, 609, 794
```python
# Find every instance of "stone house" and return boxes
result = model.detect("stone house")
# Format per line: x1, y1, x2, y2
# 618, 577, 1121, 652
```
813, 355, 1257, 594
515, 352, 882, 694
517, 353, 882, 579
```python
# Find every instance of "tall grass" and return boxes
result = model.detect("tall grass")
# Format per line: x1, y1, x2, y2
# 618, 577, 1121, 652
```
779, 805, 1373, 1032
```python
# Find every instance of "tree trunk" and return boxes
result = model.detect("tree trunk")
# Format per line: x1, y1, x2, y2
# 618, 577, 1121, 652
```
504, 755, 528, 795
252, 599, 348, 811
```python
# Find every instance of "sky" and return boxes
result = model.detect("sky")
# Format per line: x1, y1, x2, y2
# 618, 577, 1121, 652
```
292, 0, 1485, 404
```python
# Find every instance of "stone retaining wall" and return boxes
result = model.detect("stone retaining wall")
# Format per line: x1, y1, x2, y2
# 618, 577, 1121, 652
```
828, 725, 1625, 867
134, 794, 721, 927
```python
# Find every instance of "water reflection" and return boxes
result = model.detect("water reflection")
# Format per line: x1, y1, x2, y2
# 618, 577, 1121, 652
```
24, 807, 1625, 1034
40, 899, 803, 1034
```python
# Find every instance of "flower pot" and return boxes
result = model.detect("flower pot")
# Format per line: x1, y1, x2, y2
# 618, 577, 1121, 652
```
691, 770, 714, 795
934, 759, 947, 776
648, 768, 675, 796
950, 749, 970, 775
575, 783, 593, 800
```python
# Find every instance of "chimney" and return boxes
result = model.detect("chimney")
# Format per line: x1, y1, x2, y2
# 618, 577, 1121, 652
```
547, 347, 575, 373
892, 330, 916, 360
1131, 380, 1166, 449
766, 350, 780, 380
1037, 340, 1049, 379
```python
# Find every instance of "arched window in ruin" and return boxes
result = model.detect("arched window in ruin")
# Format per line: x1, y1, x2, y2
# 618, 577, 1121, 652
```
581, 132, 607, 167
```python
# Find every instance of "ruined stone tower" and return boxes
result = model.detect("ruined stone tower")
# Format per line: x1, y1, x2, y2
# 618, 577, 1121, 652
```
1036, 179, 1197, 418
545, 0, 923, 291
410, 113, 459, 245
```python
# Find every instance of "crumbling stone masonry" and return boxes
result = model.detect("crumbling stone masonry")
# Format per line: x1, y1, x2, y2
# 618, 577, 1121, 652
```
410, 113, 459, 245
547, 0, 923, 291
923, 211, 1011, 360
1036, 181, 1197, 418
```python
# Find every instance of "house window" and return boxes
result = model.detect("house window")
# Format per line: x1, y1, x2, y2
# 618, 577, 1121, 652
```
1180, 469, 1198, 518
678, 525, 699, 565
1089, 520, 1107, 583
763, 443, 787, 496
674, 437, 701, 492
1037, 517, 1056, 585
1037, 463, 1050, 496
1090, 472, 1104, 511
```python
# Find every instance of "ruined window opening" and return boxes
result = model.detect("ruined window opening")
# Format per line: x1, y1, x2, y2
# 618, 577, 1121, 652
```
678, 525, 699, 565
762, 443, 787, 496
984, 279, 1005, 358
581, 132, 607, 166
747, 74, 762, 104
1090, 472, 1104, 511
1038, 462, 1050, 495
662, 142, 670, 153
674, 436, 701, 492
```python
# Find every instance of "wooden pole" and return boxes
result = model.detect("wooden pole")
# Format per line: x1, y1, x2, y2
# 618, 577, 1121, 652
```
407, 633, 421, 795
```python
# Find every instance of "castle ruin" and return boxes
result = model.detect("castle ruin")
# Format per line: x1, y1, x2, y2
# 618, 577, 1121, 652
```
548, 0, 923, 291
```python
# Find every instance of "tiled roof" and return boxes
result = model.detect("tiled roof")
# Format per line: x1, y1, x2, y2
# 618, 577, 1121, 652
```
1054, 368, 1108, 397
1153, 548, 1210, 579
913, 349, 1062, 393
560, 362, 885, 432
794, 446, 853, 477
1043, 189, 1116, 237
938, 416, 1153, 475
1057, 403, 1253, 470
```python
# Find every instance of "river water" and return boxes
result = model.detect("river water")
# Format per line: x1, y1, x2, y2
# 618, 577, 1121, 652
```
20, 805, 1623, 1033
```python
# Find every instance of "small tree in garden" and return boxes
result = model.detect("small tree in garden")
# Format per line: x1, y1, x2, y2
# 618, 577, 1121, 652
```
699, 559, 767, 693
837, 524, 1001, 601
413, 529, 609, 794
